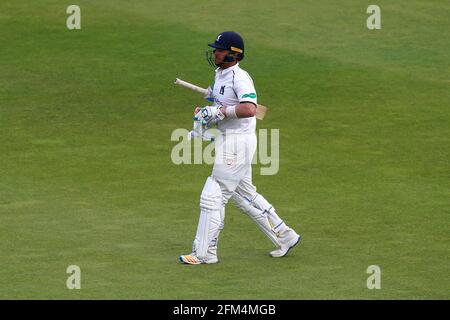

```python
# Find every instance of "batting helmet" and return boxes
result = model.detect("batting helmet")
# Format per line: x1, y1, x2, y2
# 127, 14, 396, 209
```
206, 31, 245, 66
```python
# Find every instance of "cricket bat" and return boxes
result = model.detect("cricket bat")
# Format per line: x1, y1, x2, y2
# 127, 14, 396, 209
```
174, 78, 267, 120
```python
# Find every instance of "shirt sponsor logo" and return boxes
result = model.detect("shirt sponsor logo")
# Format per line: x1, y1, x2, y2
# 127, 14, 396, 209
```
241, 93, 257, 99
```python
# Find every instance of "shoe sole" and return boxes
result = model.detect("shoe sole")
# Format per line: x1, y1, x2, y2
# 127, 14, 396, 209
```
271, 234, 303, 258
179, 256, 200, 265
179, 256, 218, 265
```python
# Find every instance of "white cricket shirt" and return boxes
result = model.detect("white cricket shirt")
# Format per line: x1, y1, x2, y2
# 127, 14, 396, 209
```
210, 63, 257, 134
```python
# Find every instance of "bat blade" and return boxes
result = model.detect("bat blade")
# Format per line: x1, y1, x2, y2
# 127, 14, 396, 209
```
255, 104, 267, 120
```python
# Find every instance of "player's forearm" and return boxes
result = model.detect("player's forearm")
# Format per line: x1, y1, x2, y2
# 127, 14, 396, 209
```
220, 102, 256, 119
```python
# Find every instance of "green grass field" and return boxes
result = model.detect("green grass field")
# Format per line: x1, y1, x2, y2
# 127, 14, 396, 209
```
1, 0, 449, 299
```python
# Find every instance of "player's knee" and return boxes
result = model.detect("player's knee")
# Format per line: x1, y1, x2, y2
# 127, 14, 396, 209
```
251, 194, 273, 212
200, 176, 222, 211
231, 193, 253, 213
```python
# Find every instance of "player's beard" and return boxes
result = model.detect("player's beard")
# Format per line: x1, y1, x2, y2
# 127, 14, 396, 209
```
206, 50, 218, 68
206, 50, 228, 68
214, 54, 226, 66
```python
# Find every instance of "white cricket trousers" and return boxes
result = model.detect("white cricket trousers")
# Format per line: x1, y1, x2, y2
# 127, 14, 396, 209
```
211, 132, 258, 203
193, 132, 259, 260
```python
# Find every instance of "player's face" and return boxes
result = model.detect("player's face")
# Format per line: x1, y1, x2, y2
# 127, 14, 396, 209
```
214, 49, 229, 65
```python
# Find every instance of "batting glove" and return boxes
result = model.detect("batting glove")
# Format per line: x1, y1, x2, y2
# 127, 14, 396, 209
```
198, 106, 225, 127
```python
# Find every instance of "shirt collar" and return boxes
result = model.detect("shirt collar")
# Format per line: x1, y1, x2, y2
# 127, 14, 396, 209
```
216, 63, 240, 77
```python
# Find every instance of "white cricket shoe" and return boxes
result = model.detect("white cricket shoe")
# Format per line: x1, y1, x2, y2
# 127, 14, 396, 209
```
270, 230, 302, 258
179, 254, 218, 265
